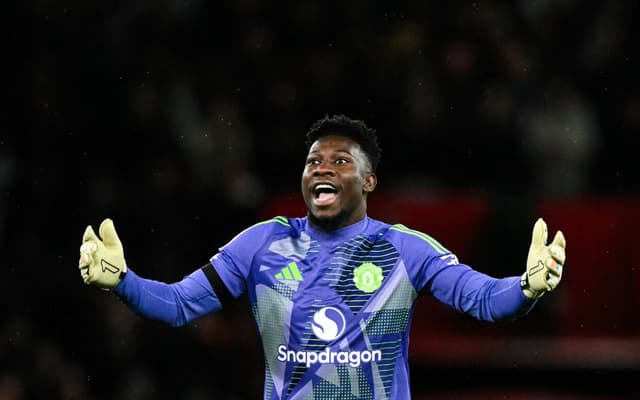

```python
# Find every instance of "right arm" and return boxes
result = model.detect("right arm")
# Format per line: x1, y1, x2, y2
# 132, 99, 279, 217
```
78, 218, 223, 327
112, 266, 222, 327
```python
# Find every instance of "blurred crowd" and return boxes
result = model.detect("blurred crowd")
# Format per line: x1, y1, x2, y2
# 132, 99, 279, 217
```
2, 1, 639, 398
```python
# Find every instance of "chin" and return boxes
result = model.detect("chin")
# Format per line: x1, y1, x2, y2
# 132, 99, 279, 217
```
309, 209, 349, 232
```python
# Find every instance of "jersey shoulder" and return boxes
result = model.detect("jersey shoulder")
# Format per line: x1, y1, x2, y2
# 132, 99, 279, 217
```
219, 215, 304, 257
383, 222, 451, 256
233, 215, 301, 240
267, 215, 307, 233
251, 215, 298, 231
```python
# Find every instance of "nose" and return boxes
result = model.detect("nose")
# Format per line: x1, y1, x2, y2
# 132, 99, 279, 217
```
313, 161, 336, 176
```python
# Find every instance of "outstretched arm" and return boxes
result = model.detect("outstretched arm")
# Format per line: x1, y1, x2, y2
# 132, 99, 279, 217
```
78, 218, 222, 327
427, 217, 566, 322
113, 267, 221, 327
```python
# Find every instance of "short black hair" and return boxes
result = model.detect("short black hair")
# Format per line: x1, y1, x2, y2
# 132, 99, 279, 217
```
305, 114, 382, 172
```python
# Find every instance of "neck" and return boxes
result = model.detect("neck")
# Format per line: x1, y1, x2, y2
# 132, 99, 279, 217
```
308, 206, 366, 232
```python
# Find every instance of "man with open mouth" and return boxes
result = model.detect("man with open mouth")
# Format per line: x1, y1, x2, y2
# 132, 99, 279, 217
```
78, 114, 566, 399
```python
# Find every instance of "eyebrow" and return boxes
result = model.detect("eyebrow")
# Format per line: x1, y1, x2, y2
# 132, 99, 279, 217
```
308, 148, 354, 156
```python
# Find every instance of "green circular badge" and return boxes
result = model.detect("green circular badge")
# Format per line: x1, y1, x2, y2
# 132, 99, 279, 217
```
353, 262, 384, 293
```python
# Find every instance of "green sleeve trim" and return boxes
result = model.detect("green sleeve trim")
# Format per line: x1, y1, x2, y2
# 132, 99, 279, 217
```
390, 224, 449, 254
253, 216, 291, 228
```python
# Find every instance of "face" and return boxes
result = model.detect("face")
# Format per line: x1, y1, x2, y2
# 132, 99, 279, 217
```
301, 134, 377, 231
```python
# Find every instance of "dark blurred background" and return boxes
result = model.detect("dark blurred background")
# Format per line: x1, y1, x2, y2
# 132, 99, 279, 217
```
3, 1, 640, 399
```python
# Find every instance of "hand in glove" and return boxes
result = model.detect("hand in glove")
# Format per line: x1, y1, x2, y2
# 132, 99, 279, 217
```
522, 218, 566, 299
79, 218, 127, 289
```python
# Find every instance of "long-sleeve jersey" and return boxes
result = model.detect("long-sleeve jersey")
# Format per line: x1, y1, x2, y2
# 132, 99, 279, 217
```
115, 215, 536, 399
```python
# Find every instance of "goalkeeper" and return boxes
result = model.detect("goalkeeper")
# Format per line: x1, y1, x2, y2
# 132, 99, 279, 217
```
78, 114, 566, 399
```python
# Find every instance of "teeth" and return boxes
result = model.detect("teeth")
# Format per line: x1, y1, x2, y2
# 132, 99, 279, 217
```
315, 184, 335, 191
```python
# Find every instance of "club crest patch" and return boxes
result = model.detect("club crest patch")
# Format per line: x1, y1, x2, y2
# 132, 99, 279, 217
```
353, 262, 384, 293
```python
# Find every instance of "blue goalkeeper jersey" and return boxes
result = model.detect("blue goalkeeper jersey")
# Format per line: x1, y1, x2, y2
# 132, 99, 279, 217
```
115, 215, 534, 399
207, 215, 534, 400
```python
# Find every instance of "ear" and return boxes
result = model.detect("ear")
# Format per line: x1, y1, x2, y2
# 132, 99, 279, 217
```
363, 173, 377, 193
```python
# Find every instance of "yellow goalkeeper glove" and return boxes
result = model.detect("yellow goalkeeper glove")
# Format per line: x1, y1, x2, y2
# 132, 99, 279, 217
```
521, 217, 566, 299
78, 218, 127, 289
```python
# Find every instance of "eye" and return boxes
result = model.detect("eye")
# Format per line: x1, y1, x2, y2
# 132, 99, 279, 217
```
307, 159, 320, 165
335, 158, 349, 165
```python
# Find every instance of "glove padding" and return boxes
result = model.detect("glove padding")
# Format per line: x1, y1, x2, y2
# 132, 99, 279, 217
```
522, 217, 566, 299
78, 218, 127, 289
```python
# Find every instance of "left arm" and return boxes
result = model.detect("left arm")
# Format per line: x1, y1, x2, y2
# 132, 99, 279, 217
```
422, 217, 566, 322
427, 265, 536, 322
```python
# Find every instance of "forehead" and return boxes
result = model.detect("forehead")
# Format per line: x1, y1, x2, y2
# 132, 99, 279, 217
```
308, 134, 362, 154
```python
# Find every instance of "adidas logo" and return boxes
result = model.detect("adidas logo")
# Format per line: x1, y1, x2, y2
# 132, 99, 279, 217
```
275, 262, 303, 281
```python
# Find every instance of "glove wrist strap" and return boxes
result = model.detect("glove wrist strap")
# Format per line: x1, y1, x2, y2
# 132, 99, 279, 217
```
520, 272, 544, 299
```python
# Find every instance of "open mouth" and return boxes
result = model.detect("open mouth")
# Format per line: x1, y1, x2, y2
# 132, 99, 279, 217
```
313, 183, 338, 205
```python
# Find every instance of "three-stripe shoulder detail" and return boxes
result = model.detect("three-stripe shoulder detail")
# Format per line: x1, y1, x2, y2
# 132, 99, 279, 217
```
389, 224, 449, 254
253, 216, 291, 228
